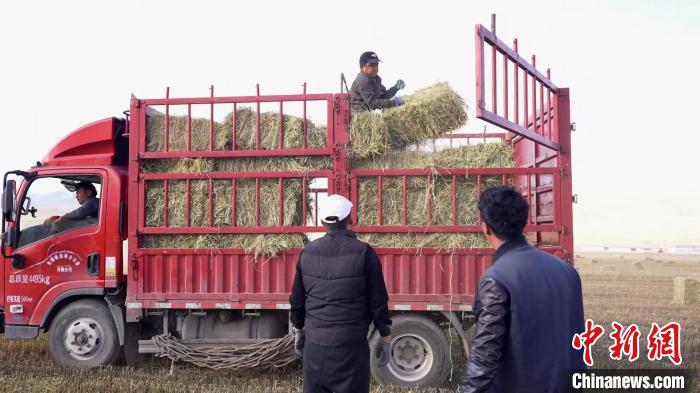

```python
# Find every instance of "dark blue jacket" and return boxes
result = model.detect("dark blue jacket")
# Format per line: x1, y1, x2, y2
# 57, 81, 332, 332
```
460, 235, 585, 393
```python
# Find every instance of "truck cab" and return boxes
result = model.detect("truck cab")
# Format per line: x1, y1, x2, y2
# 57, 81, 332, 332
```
1, 117, 129, 364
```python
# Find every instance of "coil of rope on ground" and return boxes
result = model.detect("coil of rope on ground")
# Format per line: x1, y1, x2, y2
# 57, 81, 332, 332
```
151, 333, 299, 371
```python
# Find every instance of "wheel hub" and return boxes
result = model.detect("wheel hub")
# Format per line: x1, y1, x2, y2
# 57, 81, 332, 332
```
64, 318, 103, 360
388, 334, 434, 382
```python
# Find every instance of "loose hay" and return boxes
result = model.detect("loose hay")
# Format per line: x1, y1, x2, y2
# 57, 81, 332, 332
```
350, 82, 467, 158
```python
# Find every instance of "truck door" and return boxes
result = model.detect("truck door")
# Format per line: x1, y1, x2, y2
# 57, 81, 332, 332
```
4, 170, 107, 327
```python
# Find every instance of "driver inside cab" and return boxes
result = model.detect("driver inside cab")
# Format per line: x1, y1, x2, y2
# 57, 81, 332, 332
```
17, 181, 100, 247
45, 181, 99, 232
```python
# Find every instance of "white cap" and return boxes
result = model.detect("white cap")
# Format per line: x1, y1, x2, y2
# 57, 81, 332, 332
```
319, 194, 353, 223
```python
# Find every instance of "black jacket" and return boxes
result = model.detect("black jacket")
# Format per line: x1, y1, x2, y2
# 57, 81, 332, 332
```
349, 72, 399, 111
289, 229, 391, 347
460, 236, 586, 393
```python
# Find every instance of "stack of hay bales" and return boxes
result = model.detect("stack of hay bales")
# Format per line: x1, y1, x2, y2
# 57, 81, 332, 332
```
142, 82, 515, 255
143, 110, 331, 258
354, 143, 514, 249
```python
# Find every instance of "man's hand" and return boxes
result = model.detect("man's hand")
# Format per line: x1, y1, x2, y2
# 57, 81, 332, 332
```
293, 328, 305, 357
394, 79, 405, 90
51, 217, 62, 232
391, 97, 404, 107
376, 336, 391, 367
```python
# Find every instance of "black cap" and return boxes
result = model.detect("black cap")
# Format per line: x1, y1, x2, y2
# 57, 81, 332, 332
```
359, 51, 381, 66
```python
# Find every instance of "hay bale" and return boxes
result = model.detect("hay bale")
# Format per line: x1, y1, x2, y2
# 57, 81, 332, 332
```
222, 108, 327, 150
672, 277, 699, 305
146, 113, 230, 152
591, 259, 600, 264
146, 109, 327, 153
600, 265, 617, 273
349, 111, 389, 158
632, 261, 644, 270
350, 83, 467, 158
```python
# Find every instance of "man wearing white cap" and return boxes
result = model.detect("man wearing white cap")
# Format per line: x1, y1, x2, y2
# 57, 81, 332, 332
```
290, 194, 392, 393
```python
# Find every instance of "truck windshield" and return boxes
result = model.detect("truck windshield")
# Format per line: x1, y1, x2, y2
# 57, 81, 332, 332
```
16, 176, 101, 248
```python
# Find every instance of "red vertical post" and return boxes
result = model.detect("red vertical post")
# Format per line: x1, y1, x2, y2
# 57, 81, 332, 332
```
187, 103, 192, 151
523, 72, 528, 129
209, 85, 215, 151
231, 103, 237, 151
164, 87, 170, 152
208, 178, 214, 227
302, 83, 308, 149
531, 55, 537, 133
377, 176, 383, 225
527, 174, 532, 224
231, 178, 237, 226
547, 69, 553, 141
503, 52, 508, 121
475, 25, 486, 118
256, 84, 261, 149
556, 88, 574, 262
513, 39, 519, 125
186, 179, 191, 226
492, 44, 497, 115
126, 97, 142, 322
539, 80, 545, 138
332, 94, 351, 197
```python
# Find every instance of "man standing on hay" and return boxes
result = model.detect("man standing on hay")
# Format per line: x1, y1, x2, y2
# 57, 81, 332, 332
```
459, 186, 585, 393
289, 194, 392, 393
350, 51, 406, 111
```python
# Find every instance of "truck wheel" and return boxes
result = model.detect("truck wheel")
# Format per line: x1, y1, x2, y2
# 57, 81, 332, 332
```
370, 314, 451, 387
48, 299, 120, 367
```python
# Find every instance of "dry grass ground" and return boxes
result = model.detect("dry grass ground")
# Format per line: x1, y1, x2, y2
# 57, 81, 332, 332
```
1, 252, 698, 392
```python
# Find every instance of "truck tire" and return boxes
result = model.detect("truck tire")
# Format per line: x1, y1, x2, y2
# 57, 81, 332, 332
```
48, 299, 120, 367
370, 314, 451, 387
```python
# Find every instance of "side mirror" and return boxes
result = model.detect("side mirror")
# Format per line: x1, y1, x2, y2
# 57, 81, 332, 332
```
2, 179, 16, 221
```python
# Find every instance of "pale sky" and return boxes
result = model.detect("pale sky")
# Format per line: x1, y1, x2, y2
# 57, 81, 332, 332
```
1, 0, 698, 248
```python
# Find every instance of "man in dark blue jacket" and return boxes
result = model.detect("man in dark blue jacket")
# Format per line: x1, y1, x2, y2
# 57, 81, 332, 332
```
459, 186, 585, 393
290, 194, 392, 393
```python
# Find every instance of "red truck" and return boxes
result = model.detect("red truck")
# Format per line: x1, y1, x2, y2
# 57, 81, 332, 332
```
0, 23, 573, 387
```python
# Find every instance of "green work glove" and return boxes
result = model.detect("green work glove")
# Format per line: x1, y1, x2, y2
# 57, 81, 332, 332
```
394, 79, 405, 90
